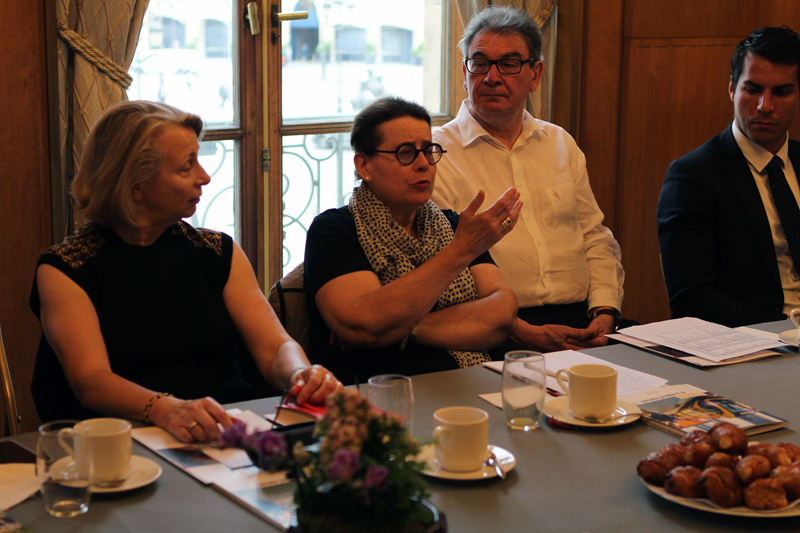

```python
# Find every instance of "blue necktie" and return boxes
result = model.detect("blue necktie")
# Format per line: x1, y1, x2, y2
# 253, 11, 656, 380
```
767, 156, 800, 273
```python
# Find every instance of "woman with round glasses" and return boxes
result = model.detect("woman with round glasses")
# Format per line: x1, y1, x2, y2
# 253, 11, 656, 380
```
304, 96, 522, 383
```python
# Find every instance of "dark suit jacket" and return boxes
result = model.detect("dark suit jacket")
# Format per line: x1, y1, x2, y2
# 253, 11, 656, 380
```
657, 124, 800, 327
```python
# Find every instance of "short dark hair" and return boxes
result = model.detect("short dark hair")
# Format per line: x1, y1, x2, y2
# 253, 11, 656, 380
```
459, 5, 543, 61
350, 96, 431, 156
731, 26, 800, 88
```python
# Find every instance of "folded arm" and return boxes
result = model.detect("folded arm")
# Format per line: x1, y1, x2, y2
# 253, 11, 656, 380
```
413, 264, 518, 351
316, 189, 521, 348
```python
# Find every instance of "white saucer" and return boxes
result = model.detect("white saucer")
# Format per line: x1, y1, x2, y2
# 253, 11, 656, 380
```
415, 444, 515, 480
91, 455, 162, 493
779, 329, 798, 347
543, 397, 641, 427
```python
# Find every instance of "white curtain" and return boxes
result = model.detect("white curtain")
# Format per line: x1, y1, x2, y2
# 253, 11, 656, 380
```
453, 0, 557, 121
56, 0, 150, 234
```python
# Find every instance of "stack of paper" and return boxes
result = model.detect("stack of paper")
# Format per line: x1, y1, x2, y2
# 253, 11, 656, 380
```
607, 317, 786, 367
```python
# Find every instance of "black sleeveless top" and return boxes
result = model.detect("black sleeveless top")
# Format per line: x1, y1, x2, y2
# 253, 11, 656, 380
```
30, 222, 262, 422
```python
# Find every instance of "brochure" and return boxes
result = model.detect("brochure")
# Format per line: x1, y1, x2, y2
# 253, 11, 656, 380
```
620, 384, 789, 438
212, 467, 297, 530
132, 409, 298, 531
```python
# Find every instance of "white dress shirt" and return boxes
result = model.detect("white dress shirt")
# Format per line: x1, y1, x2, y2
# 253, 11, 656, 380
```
432, 101, 624, 310
731, 121, 800, 314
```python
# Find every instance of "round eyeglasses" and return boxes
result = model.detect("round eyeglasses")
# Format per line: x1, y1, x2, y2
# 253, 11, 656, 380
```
373, 143, 447, 165
465, 57, 538, 75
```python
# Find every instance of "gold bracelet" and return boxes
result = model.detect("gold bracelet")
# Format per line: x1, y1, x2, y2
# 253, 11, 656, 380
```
143, 392, 173, 424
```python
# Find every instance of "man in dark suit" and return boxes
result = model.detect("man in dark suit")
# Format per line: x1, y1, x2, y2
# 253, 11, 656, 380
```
658, 26, 800, 327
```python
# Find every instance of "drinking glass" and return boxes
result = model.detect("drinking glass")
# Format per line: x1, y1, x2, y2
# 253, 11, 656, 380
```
502, 351, 547, 431
36, 420, 92, 518
367, 374, 414, 430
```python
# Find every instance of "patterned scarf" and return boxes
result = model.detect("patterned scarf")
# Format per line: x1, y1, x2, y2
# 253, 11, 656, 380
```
348, 182, 491, 368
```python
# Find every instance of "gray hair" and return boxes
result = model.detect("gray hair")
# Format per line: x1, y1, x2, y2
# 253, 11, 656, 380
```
459, 5, 543, 61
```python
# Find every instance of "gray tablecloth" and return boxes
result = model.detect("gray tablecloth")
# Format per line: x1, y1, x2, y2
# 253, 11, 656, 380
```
7, 319, 800, 532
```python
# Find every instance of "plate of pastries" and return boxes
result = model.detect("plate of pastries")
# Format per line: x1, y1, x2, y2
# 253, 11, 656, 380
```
637, 422, 800, 517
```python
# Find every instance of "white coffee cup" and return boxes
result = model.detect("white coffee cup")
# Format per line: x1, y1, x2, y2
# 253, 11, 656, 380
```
790, 309, 800, 343
432, 407, 488, 472
555, 364, 617, 423
74, 418, 132, 484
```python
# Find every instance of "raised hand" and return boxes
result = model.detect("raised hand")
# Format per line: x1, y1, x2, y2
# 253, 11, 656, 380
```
452, 188, 522, 258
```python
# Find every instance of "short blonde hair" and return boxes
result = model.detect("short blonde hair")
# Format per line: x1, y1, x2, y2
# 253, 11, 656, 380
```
72, 100, 204, 227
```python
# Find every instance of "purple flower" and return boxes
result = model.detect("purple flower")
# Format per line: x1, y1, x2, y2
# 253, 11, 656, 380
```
364, 464, 388, 491
218, 422, 249, 449
253, 430, 287, 458
326, 449, 360, 481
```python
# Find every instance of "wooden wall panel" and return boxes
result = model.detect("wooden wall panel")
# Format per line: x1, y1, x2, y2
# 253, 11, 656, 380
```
0, 1, 53, 434
615, 38, 738, 324
579, 0, 800, 325
624, 0, 800, 39
578, 0, 623, 232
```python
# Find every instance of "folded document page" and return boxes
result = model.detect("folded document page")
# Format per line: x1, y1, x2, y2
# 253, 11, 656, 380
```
613, 317, 785, 363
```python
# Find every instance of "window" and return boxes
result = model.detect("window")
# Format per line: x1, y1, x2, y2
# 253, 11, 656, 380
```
125, 0, 458, 285
128, 0, 263, 282
269, 0, 456, 279
205, 19, 230, 58
159, 17, 186, 48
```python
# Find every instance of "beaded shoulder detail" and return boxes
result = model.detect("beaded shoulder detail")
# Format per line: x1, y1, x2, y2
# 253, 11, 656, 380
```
47, 223, 107, 269
172, 222, 224, 256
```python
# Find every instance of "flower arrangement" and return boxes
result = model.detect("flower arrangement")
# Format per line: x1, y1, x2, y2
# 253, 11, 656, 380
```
219, 390, 438, 533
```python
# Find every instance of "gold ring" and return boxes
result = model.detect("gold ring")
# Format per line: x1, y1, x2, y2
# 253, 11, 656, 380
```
501, 217, 513, 230
187, 421, 199, 432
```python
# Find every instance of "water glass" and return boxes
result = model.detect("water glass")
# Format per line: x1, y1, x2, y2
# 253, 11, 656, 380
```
367, 374, 414, 430
36, 420, 92, 518
502, 351, 547, 431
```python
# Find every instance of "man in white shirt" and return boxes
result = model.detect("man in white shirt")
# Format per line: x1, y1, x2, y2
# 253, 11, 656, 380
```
658, 26, 800, 327
432, 6, 625, 354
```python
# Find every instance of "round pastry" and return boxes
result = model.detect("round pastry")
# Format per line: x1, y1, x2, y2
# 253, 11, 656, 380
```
778, 442, 800, 463
744, 478, 788, 510
661, 444, 686, 465
706, 452, 738, 470
699, 466, 743, 508
709, 422, 748, 455
680, 430, 711, 447
770, 465, 800, 500
637, 452, 683, 486
751, 444, 791, 469
684, 443, 715, 468
746, 442, 771, 456
734, 454, 771, 484
664, 466, 704, 498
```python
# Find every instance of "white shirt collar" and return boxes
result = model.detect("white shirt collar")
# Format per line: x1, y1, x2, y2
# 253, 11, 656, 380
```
454, 100, 546, 150
731, 120, 790, 172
